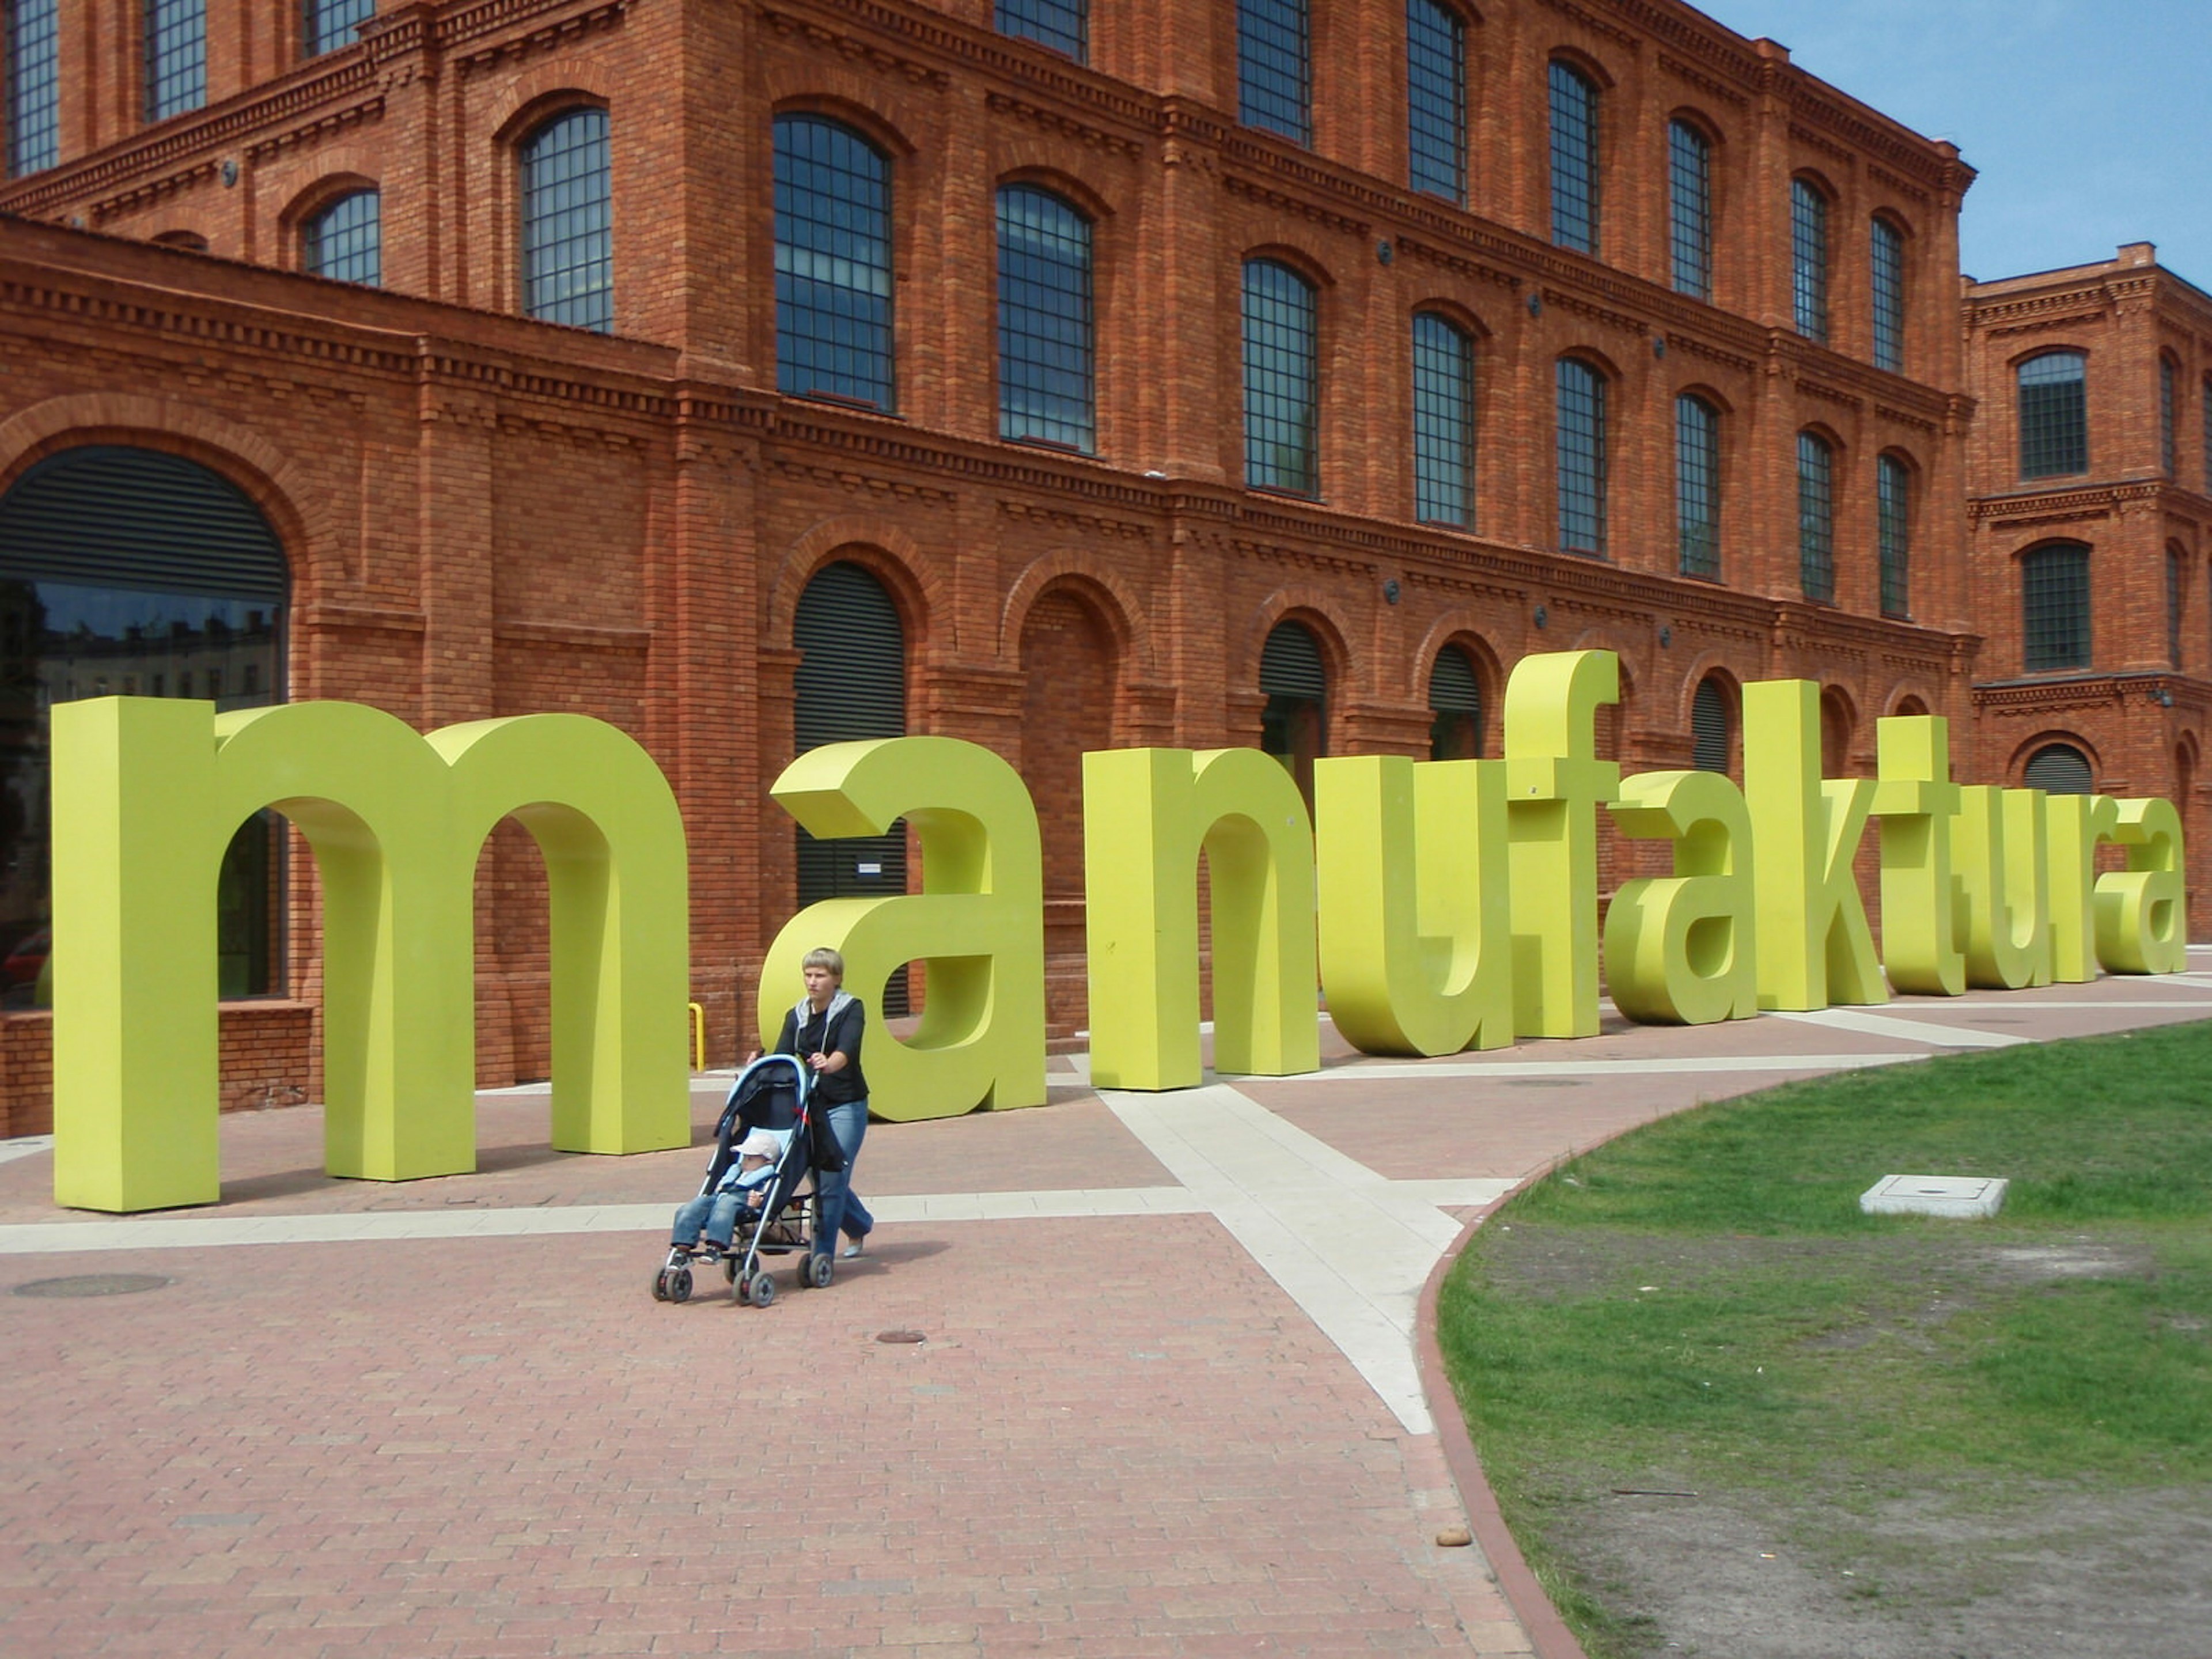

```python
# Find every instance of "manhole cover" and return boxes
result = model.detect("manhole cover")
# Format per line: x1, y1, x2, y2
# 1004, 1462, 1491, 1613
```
14, 1273, 173, 1299
874, 1329, 927, 1345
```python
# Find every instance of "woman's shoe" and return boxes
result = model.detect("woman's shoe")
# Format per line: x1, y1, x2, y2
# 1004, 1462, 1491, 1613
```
840, 1236, 865, 1260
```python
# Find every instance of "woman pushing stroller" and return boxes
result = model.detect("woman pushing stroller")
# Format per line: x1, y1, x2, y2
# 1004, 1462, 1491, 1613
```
770, 947, 874, 1269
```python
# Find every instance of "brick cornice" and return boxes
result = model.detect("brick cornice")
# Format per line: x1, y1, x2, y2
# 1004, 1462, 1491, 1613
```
1968, 482, 2163, 522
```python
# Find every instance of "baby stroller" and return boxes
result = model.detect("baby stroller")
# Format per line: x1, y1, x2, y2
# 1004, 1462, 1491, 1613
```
652, 1052, 846, 1308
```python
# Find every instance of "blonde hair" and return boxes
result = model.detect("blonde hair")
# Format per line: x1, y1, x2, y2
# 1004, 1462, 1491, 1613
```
800, 946, 845, 982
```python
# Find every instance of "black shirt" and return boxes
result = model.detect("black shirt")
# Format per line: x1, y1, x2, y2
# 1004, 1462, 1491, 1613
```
776, 997, 868, 1106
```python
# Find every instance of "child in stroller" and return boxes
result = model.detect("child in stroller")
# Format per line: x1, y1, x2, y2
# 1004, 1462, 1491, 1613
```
666, 1126, 787, 1260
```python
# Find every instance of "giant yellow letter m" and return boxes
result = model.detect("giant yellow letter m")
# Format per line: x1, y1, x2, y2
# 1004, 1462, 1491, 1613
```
52, 699, 691, 1213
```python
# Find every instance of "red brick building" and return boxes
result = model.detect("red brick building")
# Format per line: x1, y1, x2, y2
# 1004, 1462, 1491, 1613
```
0, 0, 2180, 1134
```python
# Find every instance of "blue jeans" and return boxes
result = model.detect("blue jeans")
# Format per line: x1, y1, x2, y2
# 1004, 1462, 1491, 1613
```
814, 1096, 872, 1260
671, 1190, 755, 1250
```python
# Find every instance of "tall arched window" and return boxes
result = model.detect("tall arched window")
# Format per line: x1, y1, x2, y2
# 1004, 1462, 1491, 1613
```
1691, 675, 1732, 774
1675, 393, 1719, 578
1259, 620, 1326, 805
1666, 119, 1711, 300
1870, 215, 1906, 372
1877, 453, 1910, 619
2203, 374, 2212, 493
145, 0, 207, 120
774, 115, 894, 410
1797, 431, 1835, 603
1406, 0, 1465, 205
2023, 742, 2093, 796
1243, 259, 1319, 495
1412, 312, 1475, 528
302, 188, 380, 286
2021, 542, 2091, 671
2168, 544, 2187, 669
2018, 350, 2088, 479
1237, 0, 1311, 145
997, 185, 1094, 452
1790, 177, 1829, 344
2160, 353, 2179, 477
1555, 357, 1606, 556
0, 446, 289, 1001
304, 0, 373, 55
994, 0, 1085, 60
1428, 644, 1482, 759
520, 108, 612, 333
1548, 60, 1600, 254
6, 0, 60, 176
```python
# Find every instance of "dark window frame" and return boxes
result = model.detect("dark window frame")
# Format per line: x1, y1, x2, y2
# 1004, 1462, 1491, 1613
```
301, 187, 380, 286
1237, 0, 1312, 145
1241, 257, 1320, 496
1406, 0, 1466, 205
1790, 176, 1830, 344
145, 0, 207, 121
1674, 392, 1719, 578
1666, 118, 1711, 300
2017, 349, 2089, 479
302, 0, 373, 56
5, 0, 61, 175
2021, 541, 2092, 672
1870, 214, 1906, 373
1548, 59, 1600, 255
774, 112, 896, 410
1411, 310, 1476, 528
993, 0, 1086, 60
1555, 355, 1607, 556
995, 183, 1096, 453
1877, 452, 1911, 619
519, 105, 613, 334
1797, 429, 1835, 604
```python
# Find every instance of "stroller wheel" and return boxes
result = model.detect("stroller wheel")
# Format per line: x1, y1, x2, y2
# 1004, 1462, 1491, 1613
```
732, 1274, 749, 1305
749, 1274, 776, 1308
805, 1253, 835, 1290
723, 1255, 738, 1283
669, 1267, 694, 1304
652, 1268, 672, 1302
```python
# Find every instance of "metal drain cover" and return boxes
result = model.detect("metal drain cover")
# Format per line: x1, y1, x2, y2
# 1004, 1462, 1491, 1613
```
14, 1273, 174, 1299
874, 1329, 927, 1345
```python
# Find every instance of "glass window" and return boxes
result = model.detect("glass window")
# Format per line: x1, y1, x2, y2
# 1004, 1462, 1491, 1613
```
1790, 177, 1828, 344
1411, 312, 1475, 528
997, 185, 1094, 453
1877, 454, 1910, 619
2203, 375, 2212, 494
1243, 259, 1319, 495
1406, 0, 1465, 205
1259, 620, 1326, 806
1797, 431, 1834, 603
1675, 393, 1718, 578
1548, 60, 1599, 254
2160, 354, 2178, 477
1555, 357, 1605, 556
302, 189, 380, 286
774, 114, 894, 409
520, 108, 612, 334
994, 0, 1085, 60
1237, 0, 1310, 145
145, 0, 207, 121
302, 0, 373, 55
2018, 350, 2088, 479
1428, 644, 1481, 759
1666, 119, 1711, 300
2021, 542, 2091, 671
2168, 546, 2186, 668
1870, 216, 1905, 373
5, 0, 60, 176
1691, 676, 1731, 773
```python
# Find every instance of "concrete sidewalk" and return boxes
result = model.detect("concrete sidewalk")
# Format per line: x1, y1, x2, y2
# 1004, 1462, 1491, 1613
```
3, 949, 2209, 1658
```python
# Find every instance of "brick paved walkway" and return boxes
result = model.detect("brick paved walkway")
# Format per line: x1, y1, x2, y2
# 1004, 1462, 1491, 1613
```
3, 949, 2208, 1658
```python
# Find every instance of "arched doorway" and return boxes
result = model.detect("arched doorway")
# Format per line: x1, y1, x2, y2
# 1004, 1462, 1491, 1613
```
1428, 643, 1483, 759
1259, 620, 1327, 808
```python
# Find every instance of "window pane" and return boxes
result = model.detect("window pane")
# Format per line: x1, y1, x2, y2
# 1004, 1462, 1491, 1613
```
1548, 60, 1599, 254
6, 0, 60, 175
994, 0, 1085, 60
1555, 357, 1605, 555
1243, 260, 1318, 494
1797, 431, 1834, 603
1870, 217, 1905, 372
2160, 355, 2177, 476
1412, 313, 1475, 527
997, 185, 1094, 452
2018, 351, 2088, 479
1790, 178, 1828, 343
2168, 547, 2185, 668
1406, 0, 1465, 204
1877, 454, 1910, 618
521, 108, 613, 334
1238, 0, 1311, 145
1667, 120, 1710, 300
774, 115, 894, 408
145, 0, 207, 120
302, 0, 373, 55
1675, 394, 1718, 577
2022, 543, 2091, 671
302, 189, 380, 286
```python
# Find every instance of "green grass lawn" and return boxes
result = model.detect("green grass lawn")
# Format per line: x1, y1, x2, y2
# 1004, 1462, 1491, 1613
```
1435, 1018, 2212, 1657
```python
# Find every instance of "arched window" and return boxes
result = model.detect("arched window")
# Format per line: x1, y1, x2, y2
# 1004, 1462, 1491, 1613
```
520, 108, 612, 333
1666, 119, 1711, 300
1243, 259, 1319, 495
1259, 620, 1326, 805
1411, 312, 1475, 528
994, 0, 1085, 60
302, 188, 380, 286
1797, 431, 1834, 603
1675, 393, 1719, 578
1877, 453, 1910, 618
774, 115, 893, 409
0, 446, 288, 1001
793, 560, 908, 1013
997, 185, 1094, 452
2168, 544, 2187, 669
1870, 215, 1906, 373
1820, 689, 1851, 779
1691, 675, 1732, 774
1428, 644, 1482, 760
145, 0, 207, 120
1406, 0, 1465, 205
151, 229, 209, 251
2203, 374, 2211, 493
1790, 177, 1829, 344
2021, 542, 2091, 671
2018, 350, 2088, 479
1556, 357, 1606, 555
2160, 353, 2179, 478
1237, 0, 1311, 145
304, 0, 373, 55
6, 0, 60, 176
1548, 60, 1600, 253
2023, 743, 2093, 796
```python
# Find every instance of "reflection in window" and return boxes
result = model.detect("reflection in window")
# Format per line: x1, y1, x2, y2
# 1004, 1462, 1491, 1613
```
1675, 393, 1718, 578
304, 0, 373, 55
1797, 431, 1834, 603
2018, 351, 2088, 479
994, 0, 1085, 60
1667, 119, 1710, 300
145, 0, 207, 120
1548, 60, 1599, 253
1406, 0, 1465, 205
1790, 178, 1828, 343
775, 115, 894, 409
1871, 216, 1905, 372
1243, 259, 1319, 494
1555, 357, 1605, 555
303, 189, 380, 285
5, 0, 60, 176
521, 108, 612, 333
997, 185, 1094, 452
2022, 542, 2091, 671
1878, 454, 1910, 619
1412, 312, 1475, 528
1237, 0, 1311, 145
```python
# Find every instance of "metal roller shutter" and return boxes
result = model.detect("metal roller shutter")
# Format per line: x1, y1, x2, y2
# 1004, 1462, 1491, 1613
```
2022, 743, 2092, 796
0, 446, 286, 599
1692, 677, 1731, 772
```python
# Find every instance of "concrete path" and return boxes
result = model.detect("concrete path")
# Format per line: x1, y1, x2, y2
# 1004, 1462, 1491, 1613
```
2, 948, 2208, 1658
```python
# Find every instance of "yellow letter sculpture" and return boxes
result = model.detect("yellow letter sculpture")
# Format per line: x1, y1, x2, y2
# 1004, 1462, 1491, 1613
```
2044, 792, 2121, 983
1316, 755, 1513, 1055
1871, 716, 1965, 996
1952, 786, 2052, 989
52, 699, 691, 1214
763, 737, 1046, 1121
2095, 797, 2188, 974
1503, 651, 1620, 1037
1085, 747, 1319, 1090
1603, 770, 1758, 1024
1744, 680, 1884, 1010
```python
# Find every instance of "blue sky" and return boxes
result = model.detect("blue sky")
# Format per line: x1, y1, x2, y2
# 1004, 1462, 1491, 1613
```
1695, 0, 2212, 286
